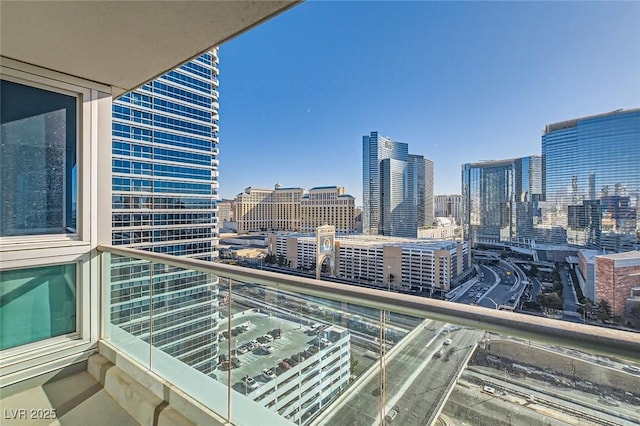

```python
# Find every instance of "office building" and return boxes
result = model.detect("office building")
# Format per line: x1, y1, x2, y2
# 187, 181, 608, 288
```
111, 50, 220, 375
269, 234, 469, 292
362, 131, 434, 238
462, 156, 542, 245
434, 195, 463, 226
540, 109, 640, 251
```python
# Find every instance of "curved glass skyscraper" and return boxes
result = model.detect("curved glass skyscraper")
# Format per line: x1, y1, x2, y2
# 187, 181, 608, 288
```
539, 108, 640, 251
111, 50, 220, 375
362, 131, 433, 238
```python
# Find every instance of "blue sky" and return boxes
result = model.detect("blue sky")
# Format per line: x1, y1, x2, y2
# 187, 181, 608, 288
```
218, 1, 640, 205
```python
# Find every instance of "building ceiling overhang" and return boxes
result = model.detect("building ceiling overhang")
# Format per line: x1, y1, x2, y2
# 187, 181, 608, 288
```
1, 1, 299, 97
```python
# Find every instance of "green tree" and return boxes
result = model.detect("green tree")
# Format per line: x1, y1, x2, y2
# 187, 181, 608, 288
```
596, 299, 613, 323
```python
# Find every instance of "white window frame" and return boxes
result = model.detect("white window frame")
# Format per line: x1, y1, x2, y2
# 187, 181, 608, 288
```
0, 58, 112, 386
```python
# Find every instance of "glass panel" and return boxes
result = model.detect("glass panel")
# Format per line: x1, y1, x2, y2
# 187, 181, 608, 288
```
0, 79, 77, 236
104, 253, 151, 369
147, 262, 229, 419
0, 263, 76, 350
99, 248, 640, 426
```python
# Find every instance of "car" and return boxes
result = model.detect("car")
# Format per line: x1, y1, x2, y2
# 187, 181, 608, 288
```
262, 344, 275, 354
278, 361, 291, 371
443, 339, 452, 346
241, 375, 259, 391
434, 349, 444, 358
268, 329, 282, 339
257, 336, 268, 344
235, 345, 248, 354
263, 334, 274, 342
285, 357, 298, 366
320, 338, 331, 347
482, 385, 495, 394
385, 408, 398, 423
231, 357, 242, 368
250, 339, 260, 348
262, 368, 276, 380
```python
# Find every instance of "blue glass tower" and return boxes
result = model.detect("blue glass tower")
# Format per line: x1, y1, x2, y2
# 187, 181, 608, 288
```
539, 109, 640, 251
363, 131, 433, 238
111, 50, 220, 374
462, 156, 542, 245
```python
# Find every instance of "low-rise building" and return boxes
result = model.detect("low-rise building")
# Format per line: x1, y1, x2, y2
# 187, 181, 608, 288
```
595, 251, 640, 319
268, 234, 470, 291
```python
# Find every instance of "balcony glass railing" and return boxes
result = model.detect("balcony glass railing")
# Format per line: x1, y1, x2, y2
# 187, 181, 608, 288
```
99, 245, 640, 426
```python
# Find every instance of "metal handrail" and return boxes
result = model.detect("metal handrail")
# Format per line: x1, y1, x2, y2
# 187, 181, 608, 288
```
97, 244, 640, 361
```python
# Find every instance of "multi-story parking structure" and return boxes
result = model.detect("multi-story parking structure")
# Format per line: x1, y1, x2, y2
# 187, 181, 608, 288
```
111, 50, 220, 375
249, 325, 351, 424
269, 234, 470, 292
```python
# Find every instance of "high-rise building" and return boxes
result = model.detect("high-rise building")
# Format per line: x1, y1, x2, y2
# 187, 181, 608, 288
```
301, 186, 355, 233
111, 50, 220, 375
462, 156, 542, 245
434, 194, 463, 226
234, 184, 356, 234
540, 109, 640, 252
362, 131, 433, 238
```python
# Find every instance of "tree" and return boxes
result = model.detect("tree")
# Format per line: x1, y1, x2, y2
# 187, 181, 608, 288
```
628, 305, 640, 329
596, 299, 613, 323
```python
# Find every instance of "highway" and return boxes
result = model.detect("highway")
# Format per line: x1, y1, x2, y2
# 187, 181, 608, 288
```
320, 326, 482, 426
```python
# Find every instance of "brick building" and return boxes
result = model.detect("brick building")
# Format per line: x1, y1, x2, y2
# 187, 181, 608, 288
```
595, 251, 640, 319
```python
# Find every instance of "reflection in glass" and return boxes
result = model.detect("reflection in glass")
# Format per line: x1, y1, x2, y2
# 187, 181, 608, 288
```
0, 79, 77, 236
0, 263, 76, 350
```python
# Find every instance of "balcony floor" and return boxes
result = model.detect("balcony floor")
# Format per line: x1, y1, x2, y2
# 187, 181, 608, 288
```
1, 371, 138, 425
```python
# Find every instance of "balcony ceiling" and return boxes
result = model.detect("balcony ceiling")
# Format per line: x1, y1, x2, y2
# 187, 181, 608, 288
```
1, 1, 299, 96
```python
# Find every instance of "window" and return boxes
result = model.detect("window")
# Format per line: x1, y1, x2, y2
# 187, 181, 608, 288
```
0, 79, 77, 236
0, 263, 77, 350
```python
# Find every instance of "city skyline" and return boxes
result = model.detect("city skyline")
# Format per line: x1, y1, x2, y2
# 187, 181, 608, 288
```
218, 1, 640, 204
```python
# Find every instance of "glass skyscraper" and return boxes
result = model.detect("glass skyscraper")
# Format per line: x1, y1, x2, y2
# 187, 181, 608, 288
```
363, 131, 434, 238
111, 50, 220, 374
539, 108, 640, 251
462, 156, 542, 245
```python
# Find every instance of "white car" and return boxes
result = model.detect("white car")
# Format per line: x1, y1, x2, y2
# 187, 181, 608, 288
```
262, 344, 275, 354
443, 338, 452, 346
263, 334, 274, 342
241, 375, 259, 390
262, 368, 276, 380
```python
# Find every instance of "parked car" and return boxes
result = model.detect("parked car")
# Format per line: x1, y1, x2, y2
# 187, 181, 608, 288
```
279, 361, 291, 371
262, 368, 276, 380
262, 344, 275, 354
268, 329, 282, 339
263, 334, 274, 342
236, 344, 248, 354
241, 375, 259, 391
443, 339, 452, 346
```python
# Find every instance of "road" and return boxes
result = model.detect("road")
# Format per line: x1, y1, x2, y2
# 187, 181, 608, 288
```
322, 327, 482, 426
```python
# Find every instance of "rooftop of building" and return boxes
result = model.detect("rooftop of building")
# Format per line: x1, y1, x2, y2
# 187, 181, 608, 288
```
544, 108, 640, 133
217, 311, 347, 392
465, 155, 541, 168
596, 251, 640, 267
280, 233, 462, 250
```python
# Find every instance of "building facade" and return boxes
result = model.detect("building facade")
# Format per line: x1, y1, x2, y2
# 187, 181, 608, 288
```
362, 131, 434, 238
269, 234, 470, 292
300, 186, 355, 234
595, 251, 640, 319
434, 194, 463, 226
234, 185, 356, 234
540, 109, 640, 252
111, 50, 220, 375
462, 155, 542, 246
